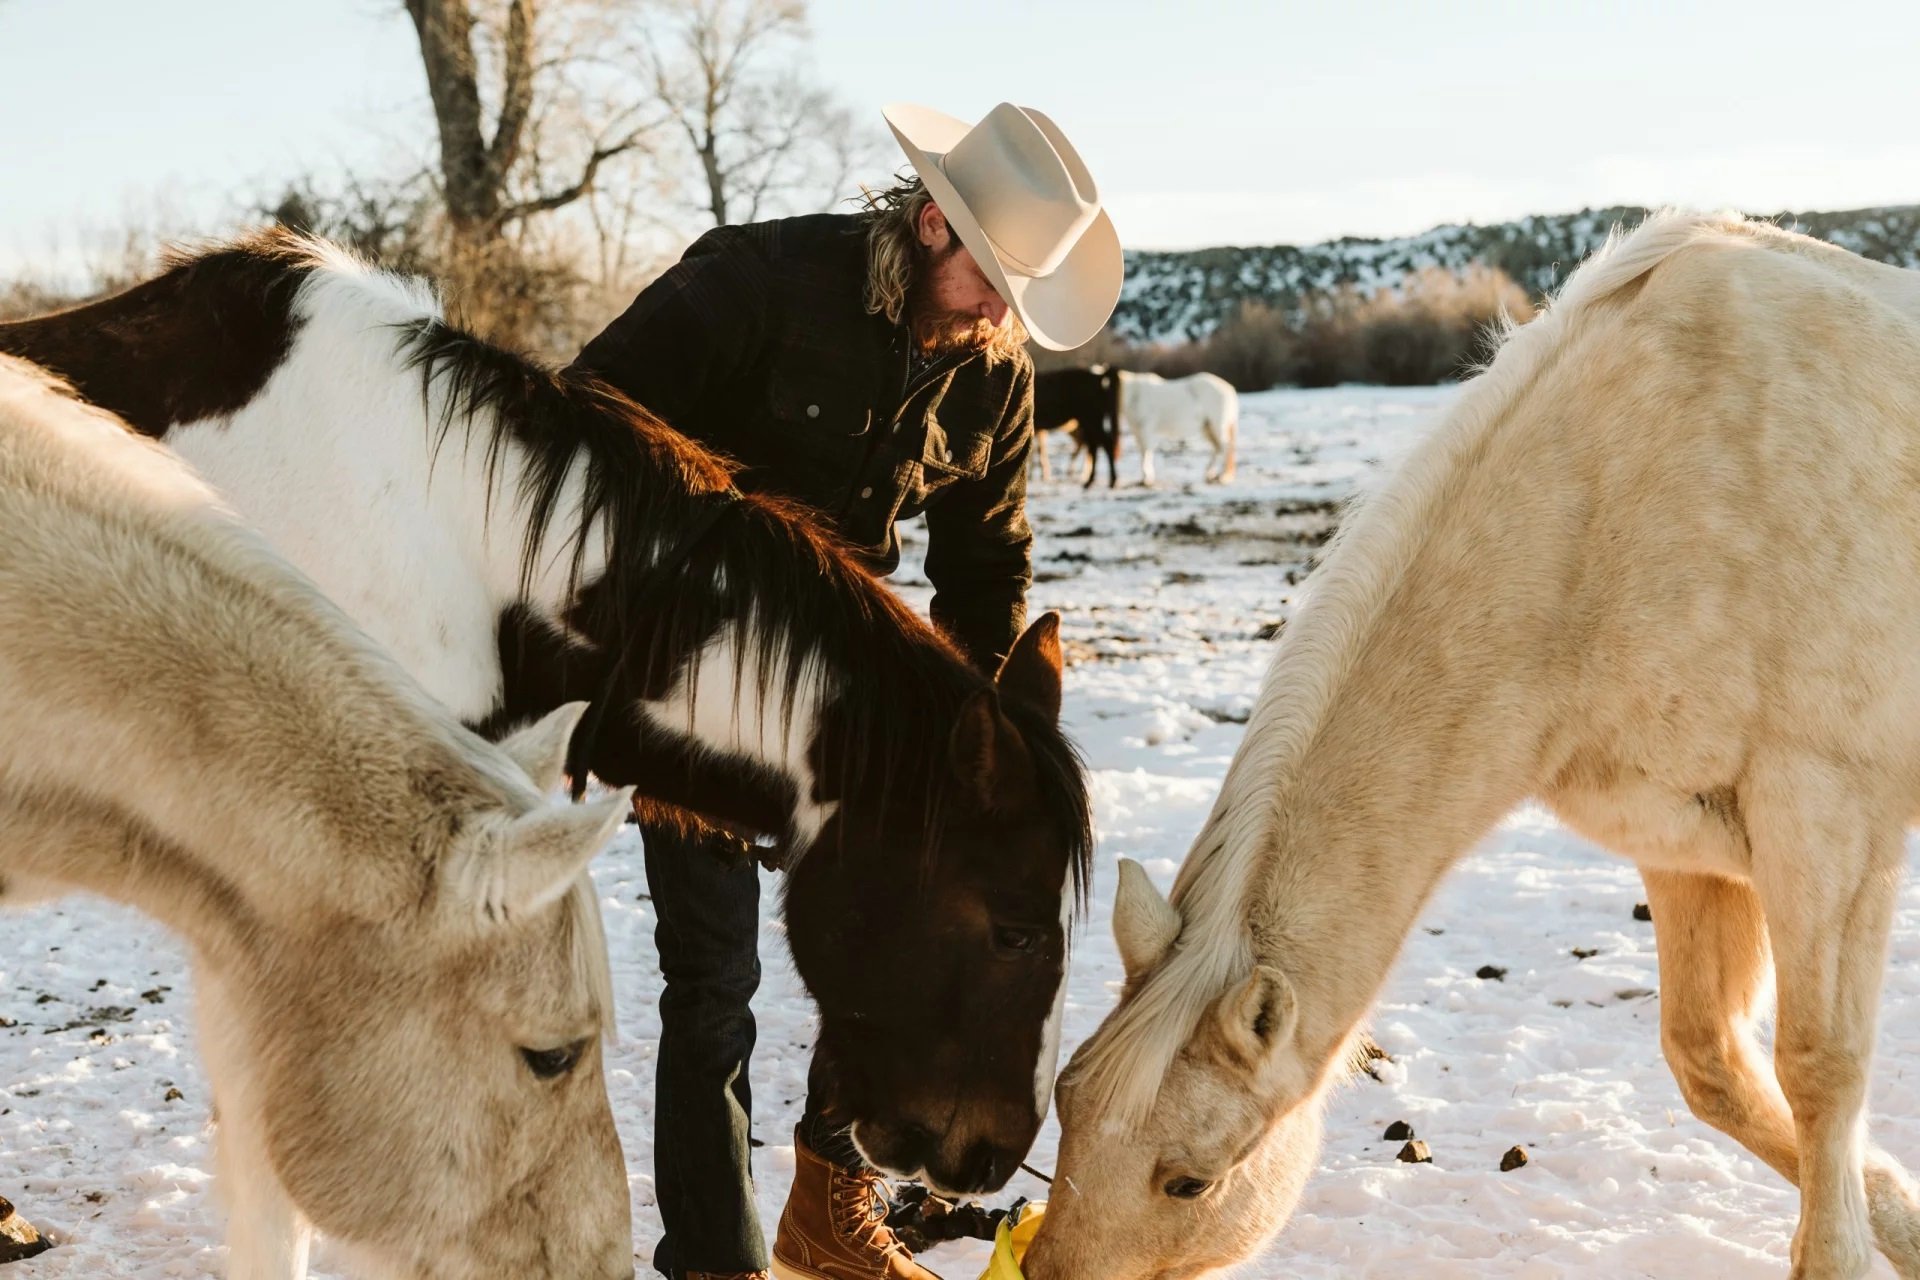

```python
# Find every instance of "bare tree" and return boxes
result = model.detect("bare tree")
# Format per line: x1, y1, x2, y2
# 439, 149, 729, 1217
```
404, 0, 664, 245
636, 0, 885, 226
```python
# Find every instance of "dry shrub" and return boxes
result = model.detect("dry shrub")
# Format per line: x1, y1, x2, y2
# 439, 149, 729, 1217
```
1033, 264, 1532, 391
1351, 264, 1534, 385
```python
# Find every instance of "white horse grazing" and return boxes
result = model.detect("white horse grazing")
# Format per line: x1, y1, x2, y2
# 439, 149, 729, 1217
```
1117, 369, 1238, 485
0, 355, 635, 1279
1027, 213, 1920, 1280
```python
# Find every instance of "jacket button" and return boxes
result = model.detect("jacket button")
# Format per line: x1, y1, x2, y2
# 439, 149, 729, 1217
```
806, 404, 821, 418
859, 486, 873, 499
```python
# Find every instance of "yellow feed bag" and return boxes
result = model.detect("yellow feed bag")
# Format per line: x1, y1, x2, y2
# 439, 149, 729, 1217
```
980, 1202, 1046, 1280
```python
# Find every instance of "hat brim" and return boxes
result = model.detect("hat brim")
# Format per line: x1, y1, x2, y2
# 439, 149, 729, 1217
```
885, 103, 1122, 352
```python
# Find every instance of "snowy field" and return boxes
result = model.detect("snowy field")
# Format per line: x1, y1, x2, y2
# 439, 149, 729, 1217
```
8, 385, 1920, 1277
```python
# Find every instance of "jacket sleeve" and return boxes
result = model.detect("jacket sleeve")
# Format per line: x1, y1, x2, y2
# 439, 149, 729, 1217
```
923, 363, 1036, 673
569, 225, 770, 430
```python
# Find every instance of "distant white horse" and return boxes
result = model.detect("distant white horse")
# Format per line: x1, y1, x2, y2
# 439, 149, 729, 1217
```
0, 355, 634, 1279
1117, 370, 1238, 485
1027, 213, 1920, 1280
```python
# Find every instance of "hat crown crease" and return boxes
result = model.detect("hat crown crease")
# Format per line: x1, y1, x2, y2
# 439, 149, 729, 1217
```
939, 103, 1098, 279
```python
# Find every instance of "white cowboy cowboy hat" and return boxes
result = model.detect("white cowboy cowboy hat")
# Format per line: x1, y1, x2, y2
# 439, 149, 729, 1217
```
884, 101, 1122, 352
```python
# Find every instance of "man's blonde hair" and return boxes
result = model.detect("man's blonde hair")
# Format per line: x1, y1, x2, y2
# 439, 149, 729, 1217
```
858, 174, 1028, 364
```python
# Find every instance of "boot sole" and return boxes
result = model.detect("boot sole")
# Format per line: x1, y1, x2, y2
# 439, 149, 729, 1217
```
769, 1261, 832, 1280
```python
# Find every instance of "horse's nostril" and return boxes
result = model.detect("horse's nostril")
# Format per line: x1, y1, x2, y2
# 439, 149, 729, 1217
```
951, 1141, 1014, 1195
898, 1124, 936, 1162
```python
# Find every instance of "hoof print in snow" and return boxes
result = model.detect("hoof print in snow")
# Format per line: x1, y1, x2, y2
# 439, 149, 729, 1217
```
1383, 1120, 1416, 1141
1633, 902, 1653, 922
1475, 964, 1507, 981
1395, 1140, 1432, 1164
1500, 1145, 1530, 1172
0, 1197, 53, 1263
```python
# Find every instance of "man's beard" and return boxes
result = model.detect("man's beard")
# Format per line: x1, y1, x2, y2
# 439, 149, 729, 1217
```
907, 250, 1029, 361
912, 308, 1011, 355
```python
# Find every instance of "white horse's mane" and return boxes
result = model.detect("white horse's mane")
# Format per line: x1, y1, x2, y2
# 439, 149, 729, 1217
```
1073, 210, 1759, 1124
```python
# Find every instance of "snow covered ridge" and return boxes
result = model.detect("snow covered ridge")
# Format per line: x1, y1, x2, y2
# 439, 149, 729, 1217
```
1113, 203, 1920, 343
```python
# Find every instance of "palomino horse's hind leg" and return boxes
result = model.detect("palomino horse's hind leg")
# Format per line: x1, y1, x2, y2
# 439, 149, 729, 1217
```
1744, 766, 1908, 1280
1644, 870, 1799, 1171
1647, 867, 1920, 1278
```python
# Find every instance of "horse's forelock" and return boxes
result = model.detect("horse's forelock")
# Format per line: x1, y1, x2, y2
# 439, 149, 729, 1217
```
563, 874, 618, 1041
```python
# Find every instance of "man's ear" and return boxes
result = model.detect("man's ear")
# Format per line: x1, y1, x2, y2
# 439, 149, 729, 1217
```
917, 199, 949, 249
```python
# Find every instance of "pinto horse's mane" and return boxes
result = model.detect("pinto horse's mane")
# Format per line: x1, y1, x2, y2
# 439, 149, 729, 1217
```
404, 318, 1089, 892
38, 227, 1091, 897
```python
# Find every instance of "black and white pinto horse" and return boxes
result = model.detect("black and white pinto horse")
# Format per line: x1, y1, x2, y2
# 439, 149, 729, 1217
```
1033, 366, 1120, 489
0, 230, 1093, 1197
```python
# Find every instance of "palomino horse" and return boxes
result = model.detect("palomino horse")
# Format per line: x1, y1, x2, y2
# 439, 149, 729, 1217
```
1034, 366, 1120, 488
0, 355, 632, 1278
0, 231, 1093, 1196
1117, 369, 1239, 485
1027, 213, 1920, 1280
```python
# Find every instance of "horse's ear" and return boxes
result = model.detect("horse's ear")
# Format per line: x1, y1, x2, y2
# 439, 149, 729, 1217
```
1113, 858, 1181, 983
996, 612, 1063, 723
499, 701, 589, 795
1214, 965, 1298, 1069
441, 788, 632, 927
949, 690, 1035, 811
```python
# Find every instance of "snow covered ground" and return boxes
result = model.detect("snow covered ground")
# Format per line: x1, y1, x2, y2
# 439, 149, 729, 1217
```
8, 385, 1920, 1277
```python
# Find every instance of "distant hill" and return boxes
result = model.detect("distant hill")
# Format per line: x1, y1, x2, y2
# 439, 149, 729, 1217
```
1112, 204, 1920, 344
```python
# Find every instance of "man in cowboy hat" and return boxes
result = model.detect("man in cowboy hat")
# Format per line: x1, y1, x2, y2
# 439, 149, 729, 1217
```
569, 102, 1119, 1280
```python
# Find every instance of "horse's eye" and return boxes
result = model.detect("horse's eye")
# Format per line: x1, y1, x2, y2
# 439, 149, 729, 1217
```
1164, 1176, 1211, 1200
520, 1040, 586, 1080
993, 925, 1041, 955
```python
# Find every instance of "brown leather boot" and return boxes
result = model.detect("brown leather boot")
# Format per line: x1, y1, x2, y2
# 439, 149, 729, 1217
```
771, 1133, 943, 1280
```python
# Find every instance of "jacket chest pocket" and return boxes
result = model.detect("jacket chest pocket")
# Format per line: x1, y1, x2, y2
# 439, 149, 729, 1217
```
912, 415, 992, 501
768, 367, 873, 442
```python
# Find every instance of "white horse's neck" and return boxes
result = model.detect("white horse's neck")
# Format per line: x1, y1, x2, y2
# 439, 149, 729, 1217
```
0, 363, 508, 929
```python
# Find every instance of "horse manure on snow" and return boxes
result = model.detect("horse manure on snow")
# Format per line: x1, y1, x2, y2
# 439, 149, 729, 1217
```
0, 1198, 52, 1263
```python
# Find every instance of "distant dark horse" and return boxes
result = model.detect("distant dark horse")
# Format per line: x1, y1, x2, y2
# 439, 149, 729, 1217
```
0, 230, 1093, 1197
1034, 367, 1120, 489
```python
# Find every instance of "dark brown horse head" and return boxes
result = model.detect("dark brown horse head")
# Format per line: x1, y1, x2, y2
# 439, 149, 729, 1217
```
782, 613, 1087, 1195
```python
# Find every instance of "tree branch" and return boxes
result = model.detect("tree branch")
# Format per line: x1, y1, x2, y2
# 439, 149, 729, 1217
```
486, 0, 538, 185
497, 131, 649, 225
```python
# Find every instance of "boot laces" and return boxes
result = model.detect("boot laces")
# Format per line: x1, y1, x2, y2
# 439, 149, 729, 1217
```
831, 1166, 913, 1263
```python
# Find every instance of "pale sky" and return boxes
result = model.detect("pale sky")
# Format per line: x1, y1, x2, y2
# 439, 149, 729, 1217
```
3, 0, 1916, 275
